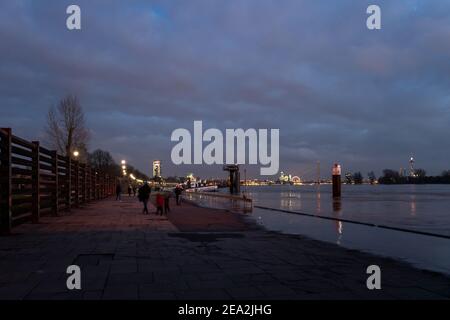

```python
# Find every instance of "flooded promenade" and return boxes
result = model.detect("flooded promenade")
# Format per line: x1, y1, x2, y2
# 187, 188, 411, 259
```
0, 196, 448, 300
242, 185, 450, 275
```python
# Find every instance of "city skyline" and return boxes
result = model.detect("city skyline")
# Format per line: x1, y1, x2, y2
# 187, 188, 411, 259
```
1, 0, 450, 178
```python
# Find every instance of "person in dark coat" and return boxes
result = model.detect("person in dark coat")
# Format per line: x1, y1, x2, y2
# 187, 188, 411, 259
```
128, 185, 132, 197
138, 182, 151, 214
174, 185, 183, 205
116, 184, 122, 201
164, 192, 171, 214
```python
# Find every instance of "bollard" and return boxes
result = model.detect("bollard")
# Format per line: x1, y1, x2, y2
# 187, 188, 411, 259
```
332, 163, 341, 198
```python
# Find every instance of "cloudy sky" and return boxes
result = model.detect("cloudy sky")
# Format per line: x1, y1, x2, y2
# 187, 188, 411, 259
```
1, 0, 449, 179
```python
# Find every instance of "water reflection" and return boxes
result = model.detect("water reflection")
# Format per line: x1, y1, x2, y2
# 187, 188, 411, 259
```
239, 184, 450, 237
316, 189, 321, 214
280, 190, 301, 210
410, 194, 416, 216
332, 198, 343, 244
246, 185, 450, 275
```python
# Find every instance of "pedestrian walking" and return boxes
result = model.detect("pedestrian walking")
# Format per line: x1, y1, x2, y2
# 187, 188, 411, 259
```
138, 182, 151, 214
156, 193, 164, 216
164, 192, 171, 214
116, 183, 122, 201
175, 184, 183, 205
128, 185, 132, 197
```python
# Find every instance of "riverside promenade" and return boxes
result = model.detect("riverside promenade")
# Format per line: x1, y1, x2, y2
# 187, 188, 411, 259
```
0, 197, 448, 300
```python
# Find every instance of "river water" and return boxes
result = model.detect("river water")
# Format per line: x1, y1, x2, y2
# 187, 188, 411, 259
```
240, 184, 450, 275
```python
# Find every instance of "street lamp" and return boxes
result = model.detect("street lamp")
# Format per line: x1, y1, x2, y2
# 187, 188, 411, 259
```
73, 150, 79, 158
121, 160, 127, 176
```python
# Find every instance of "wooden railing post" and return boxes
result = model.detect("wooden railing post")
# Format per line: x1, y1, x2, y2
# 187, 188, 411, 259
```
0, 128, 12, 234
66, 155, 72, 212
78, 162, 82, 204
31, 141, 40, 224
103, 174, 108, 198
99, 173, 102, 199
74, 160, 79, 207
84, 166, 88, 202
91, 169, 94, 200
83, 164, 88, 204
87, 168, 91, 201
95, 172, 99, 200
106, 175, 110, 196
79, 163, 83, 204
91, 171, 95, 200
94, 172, 98, 200
100, 174, 104, 198
101, 174, 105, 198
51, 150, 59, 216
99, 173, 104, 199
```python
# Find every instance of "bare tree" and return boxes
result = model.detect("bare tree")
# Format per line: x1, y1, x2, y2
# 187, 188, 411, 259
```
88, 149, 118, 175
45, 95, 89, 160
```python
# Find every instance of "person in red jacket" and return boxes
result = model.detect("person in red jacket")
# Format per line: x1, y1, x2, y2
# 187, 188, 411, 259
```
156, 193, 164, 216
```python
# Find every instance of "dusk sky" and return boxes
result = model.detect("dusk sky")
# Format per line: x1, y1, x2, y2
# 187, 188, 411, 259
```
1, 0, 449, 179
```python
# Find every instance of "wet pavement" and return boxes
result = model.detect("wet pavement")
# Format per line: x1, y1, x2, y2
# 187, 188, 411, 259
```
0, 196, 448, 300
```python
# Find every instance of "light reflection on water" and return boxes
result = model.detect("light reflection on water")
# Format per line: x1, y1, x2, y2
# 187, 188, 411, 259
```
246, 184, 450, 236
243, 184, 450, 275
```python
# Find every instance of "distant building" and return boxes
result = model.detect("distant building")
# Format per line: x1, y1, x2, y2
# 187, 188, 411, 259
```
153, 160, 161, 178
278, 171, 291, 184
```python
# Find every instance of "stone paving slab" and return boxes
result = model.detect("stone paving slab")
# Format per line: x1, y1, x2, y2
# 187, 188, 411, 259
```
0, 196, 449, 300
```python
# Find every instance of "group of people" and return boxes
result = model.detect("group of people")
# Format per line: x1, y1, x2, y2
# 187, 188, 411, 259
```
114, 184, 137, 200
115, 182, 184, 215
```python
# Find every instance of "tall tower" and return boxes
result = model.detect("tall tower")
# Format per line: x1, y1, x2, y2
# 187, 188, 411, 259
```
409, 156, 415, 177
153, 160, 161, 178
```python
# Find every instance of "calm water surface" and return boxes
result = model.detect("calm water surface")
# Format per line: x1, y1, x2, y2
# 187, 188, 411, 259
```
239, 185, 450, 275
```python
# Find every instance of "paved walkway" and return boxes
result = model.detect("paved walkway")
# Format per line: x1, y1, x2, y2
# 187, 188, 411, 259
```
0, 196, 448, 300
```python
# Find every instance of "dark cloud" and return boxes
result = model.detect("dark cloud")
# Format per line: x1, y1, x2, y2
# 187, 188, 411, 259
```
1, 0, 449, 179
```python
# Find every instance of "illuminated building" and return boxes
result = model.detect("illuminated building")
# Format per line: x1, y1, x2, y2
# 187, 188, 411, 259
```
153, 160, 161, 178
279, 171, 291, 184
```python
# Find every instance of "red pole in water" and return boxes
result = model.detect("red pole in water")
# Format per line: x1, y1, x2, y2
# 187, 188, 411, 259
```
332, 163, 341, 198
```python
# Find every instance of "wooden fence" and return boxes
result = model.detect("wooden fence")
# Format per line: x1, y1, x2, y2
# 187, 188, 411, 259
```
0, 128, 116, 234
